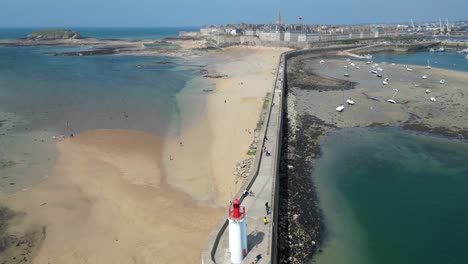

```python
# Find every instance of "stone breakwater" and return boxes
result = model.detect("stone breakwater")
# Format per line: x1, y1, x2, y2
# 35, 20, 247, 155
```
277, 49, 347, 264
277, 45, 468, 263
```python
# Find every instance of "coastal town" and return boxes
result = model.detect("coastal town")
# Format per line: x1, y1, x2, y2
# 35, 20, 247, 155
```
0, 4, 468, 264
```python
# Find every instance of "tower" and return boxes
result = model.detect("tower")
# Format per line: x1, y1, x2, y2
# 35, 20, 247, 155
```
276, 10, 282, 25
228, 199, 247, 264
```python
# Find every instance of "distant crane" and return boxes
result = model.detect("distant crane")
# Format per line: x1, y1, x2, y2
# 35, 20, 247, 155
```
439, 18, 443, 33
411, 19, 416, 31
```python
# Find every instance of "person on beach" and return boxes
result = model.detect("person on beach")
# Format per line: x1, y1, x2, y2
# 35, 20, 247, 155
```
179, 141, 183, 146
263, 217, 268, 225
169, 155, 173, 161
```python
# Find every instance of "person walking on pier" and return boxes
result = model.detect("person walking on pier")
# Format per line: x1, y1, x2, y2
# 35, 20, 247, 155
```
263, 217, 268, 225
265, 202, 270, 215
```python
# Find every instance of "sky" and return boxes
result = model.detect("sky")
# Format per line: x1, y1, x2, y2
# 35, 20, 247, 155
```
2, 0, 467, 27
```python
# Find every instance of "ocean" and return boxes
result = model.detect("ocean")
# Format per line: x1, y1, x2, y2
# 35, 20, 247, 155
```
0, 28, 209, 193
0, 27, 198, 40
310, 52, 468, 263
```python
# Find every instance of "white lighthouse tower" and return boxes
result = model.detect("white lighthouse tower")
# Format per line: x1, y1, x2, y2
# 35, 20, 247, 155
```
228, 199, 247, 263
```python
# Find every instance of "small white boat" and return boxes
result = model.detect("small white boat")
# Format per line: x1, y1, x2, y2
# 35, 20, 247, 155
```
344, 65, 348, 68
384, 78, 389, 81
425, 60, 432, 69
440, 79, 445, 84
422, 75, 427, 79
377, 74, 383, 78
426, 89, 431, 94
366, 61, 372, 64
407, 68, 413, 71
346, 58, 351, 62
371, 70, 378, 74
391, 63, 396, 66
429, 48, 435, 52
356, 66, 360, 69
350, 62, 356, 67
387, 89, 398, 104
430, 97, 437, 102
377, 67, 383, 72
319, 60, 325, 64
435, 47, 445, 52
344, 67, 350, 77
336, 104, 344, 112
364, 54, 373, 59
347, 99, 355, 105
383, 81, 389, 85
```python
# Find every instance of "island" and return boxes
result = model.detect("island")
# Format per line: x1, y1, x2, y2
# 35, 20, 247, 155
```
26, 29, 82, 40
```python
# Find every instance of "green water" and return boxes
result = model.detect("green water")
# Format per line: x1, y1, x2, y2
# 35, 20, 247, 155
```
311, 128, 468, 264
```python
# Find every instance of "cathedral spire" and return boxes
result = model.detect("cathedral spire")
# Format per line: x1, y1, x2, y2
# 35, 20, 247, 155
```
276, 10, 282, 25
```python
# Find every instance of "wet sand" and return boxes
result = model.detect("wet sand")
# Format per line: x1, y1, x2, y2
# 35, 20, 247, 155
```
1, 130, 222, 264
0, 46, 286, 263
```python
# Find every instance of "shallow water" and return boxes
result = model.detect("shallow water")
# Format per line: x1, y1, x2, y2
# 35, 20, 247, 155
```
311, 127, 468, 264
0, 32, 209, 193
372, 51, 468, 72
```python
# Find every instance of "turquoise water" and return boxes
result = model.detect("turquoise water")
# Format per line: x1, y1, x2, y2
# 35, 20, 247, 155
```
311, 128, 468, 264
0, 27, 198, 40
0, 45, 202, 135
0, 28, 209, 193
372, 51, 468, 72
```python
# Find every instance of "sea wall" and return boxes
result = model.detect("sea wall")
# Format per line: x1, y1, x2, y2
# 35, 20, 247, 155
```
201, 46, 358, 264
201, 49, 287, 264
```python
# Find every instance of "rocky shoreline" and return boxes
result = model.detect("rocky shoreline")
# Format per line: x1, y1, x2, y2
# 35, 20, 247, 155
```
278, 49, 468, 263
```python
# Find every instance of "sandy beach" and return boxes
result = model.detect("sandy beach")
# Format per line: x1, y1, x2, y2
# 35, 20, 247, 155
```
163, 46, 288, 206
0, 46, 286, 263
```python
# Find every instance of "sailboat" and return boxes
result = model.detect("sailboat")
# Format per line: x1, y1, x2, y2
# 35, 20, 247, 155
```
425, 60, 432, 69
422, 75, 427, 79
347, 99, 355, 105
336, 86, 345, 112
440, 79, 445, 84
387, 89, 398, 104
344, 67, 350, 77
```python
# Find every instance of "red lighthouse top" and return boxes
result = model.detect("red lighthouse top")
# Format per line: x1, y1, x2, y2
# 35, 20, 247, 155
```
228, 199, 245, 220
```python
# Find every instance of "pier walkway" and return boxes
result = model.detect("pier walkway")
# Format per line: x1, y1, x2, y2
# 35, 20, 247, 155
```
214, 63, 284, 264
202, 53, 286, 264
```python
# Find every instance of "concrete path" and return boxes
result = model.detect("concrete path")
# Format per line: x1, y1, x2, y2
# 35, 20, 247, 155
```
214, 61, 285, 264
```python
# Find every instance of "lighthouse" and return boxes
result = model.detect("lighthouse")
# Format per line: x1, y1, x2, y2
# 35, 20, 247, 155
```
228, 199, 247, 263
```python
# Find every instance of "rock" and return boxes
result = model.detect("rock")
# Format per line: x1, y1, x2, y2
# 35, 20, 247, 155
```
26, 29, 82, 40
